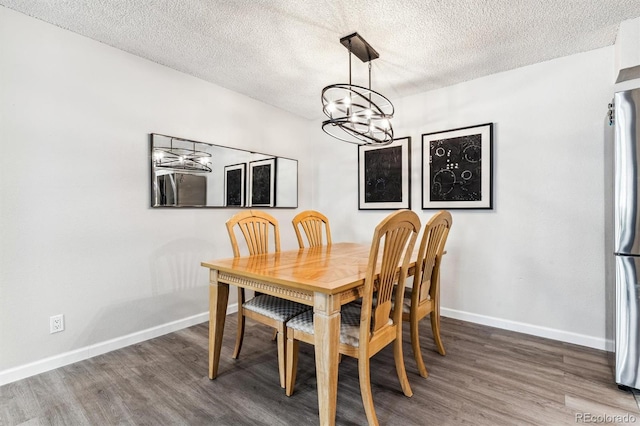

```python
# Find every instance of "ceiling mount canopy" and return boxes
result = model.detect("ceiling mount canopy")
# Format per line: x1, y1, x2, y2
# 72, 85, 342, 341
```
321, 32, 394, 146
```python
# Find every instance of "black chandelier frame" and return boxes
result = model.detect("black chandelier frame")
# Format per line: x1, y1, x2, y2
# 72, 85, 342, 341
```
321, 32, 394, 146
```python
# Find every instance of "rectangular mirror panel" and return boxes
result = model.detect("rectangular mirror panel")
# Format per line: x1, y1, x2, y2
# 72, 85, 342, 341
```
150, 133, 298, 208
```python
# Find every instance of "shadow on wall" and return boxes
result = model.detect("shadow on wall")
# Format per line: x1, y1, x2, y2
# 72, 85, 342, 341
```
70, 238, 217, 348
149, 238, 216, 296
72, 290, 207, 349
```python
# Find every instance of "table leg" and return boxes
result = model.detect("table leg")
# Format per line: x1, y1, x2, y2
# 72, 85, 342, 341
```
313, 292, 341, 426
209, 269, 229, 379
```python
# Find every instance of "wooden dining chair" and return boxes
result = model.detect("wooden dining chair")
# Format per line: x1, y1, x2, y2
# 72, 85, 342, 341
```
285, 210, 420, 426
226, 209, 310, 388
401, 210, 452, 378
292, 210, 332, 248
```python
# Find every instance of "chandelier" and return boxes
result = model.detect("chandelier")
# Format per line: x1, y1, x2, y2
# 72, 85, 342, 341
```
153, 138, 212, 173
321, 32, 394, 145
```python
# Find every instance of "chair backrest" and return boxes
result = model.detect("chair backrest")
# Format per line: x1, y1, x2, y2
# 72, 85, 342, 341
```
360, 210, 420, 346
226, 210, 281, 257
292, 210, 332, 248
412, 210, 452, 304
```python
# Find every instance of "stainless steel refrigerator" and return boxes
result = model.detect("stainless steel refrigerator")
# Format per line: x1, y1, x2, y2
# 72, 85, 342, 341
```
610, 87, 640, 390
154, 172, 207, 207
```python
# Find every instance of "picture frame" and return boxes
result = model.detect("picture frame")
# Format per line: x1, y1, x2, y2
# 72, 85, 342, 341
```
223, 163, 246, 207
422, 123, 493, 209
248, 158, 276, 207
358, 136, 411, 210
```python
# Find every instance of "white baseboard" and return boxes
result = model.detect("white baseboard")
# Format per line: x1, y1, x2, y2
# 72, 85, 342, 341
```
0, 303, 238, 386
1, 303, 608, 386
441, 307, 609, 351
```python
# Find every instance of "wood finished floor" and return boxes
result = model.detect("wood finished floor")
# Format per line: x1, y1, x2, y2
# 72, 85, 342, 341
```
1, 316, 638, 426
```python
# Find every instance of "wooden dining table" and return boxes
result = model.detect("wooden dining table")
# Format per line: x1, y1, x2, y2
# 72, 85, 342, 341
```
201, 242, 410, 426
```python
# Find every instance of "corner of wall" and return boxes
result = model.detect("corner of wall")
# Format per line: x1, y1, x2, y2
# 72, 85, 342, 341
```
615, 17, 640, 83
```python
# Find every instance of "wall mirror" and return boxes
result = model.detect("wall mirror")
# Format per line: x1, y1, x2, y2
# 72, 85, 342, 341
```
150, 133, 298, 208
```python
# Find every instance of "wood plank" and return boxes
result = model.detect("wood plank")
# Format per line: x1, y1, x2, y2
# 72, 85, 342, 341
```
1, 317, 637, 425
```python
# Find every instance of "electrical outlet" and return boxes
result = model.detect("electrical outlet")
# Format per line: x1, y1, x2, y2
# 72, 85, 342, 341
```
50, 314, 64, 334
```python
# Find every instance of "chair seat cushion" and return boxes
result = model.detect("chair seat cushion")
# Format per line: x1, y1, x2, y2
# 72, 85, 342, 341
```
373, 290, 413, 314
287, 303, 391, 348
243, 294, 310, 321
402, 287, 414, 313
399, 287, 432, 314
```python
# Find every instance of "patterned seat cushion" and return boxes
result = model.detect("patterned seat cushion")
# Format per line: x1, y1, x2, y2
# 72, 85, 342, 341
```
398, 287, 431, 314
243, 294, 310, 321
372, 292, 411, 314
287, 303, 391, 348
401, 286, 413, 313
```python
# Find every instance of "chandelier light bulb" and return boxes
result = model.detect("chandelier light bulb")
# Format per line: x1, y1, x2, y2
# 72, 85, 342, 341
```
153, 138, 213, 173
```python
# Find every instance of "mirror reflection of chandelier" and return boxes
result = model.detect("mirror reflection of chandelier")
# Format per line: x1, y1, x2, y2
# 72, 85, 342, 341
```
153, 138, 212, 173
321, 32, 394, 146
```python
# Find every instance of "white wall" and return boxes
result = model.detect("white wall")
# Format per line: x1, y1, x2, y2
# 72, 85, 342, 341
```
313, 47, 617, 348
0, 7, 314, 379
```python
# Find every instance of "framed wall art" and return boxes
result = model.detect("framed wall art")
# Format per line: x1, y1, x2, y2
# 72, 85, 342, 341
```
422, 123, 493, 209
248, 158, 276, 207
358, 136, 411, 210
223, 163, 246, 207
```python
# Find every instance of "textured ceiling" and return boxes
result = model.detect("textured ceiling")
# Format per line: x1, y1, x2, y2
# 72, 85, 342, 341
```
2, 1, 640, 120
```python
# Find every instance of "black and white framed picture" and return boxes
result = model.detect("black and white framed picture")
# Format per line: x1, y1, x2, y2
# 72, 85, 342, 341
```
422, 123, 493, 209
358, 136, 411, 210
224, 163, 246, 207
248, 158, 276, 207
